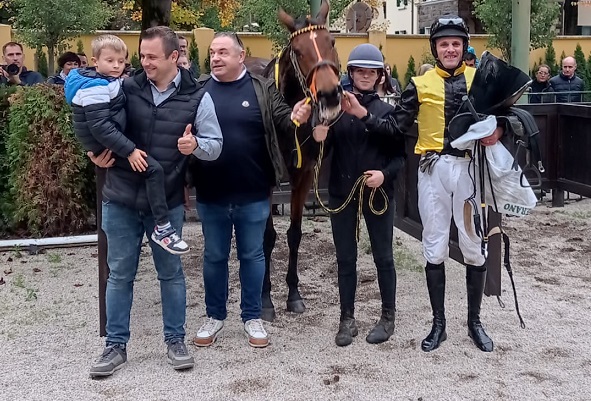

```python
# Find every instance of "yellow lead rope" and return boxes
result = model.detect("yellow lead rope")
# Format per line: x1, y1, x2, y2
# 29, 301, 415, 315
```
313, 139, 389, 242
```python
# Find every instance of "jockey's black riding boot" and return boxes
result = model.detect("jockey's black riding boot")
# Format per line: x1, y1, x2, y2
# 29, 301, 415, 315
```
366, 308, 395, 344
466, 264, 494, 352
335, 308, 358, 347
421, 262, 447, 352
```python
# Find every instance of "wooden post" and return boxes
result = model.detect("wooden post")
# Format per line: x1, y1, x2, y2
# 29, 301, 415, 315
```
484, 209, 502, 297
96, 167, 108, 337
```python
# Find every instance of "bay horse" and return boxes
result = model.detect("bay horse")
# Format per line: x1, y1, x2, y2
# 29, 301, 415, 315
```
258, 0, 343, 321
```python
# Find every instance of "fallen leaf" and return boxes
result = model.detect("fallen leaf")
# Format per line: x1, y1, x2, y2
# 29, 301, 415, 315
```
74, 283, 83, 287
20, 260, 27, 264
33, 268, 41, 273
91, 253, 98, 258
6, 257, 12, 262
0, 277, 4, 285
3, 268, 12, 275
323, 379, 330, 385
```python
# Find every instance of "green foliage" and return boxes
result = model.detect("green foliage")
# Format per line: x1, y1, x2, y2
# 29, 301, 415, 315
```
574, 43, 586, 73
2, 85, 94, 237
544, 43, 559, 76
585, 53, 591, 101
473, 0, 560, 63
199, 5, 227, 31
203, 46, 211, 74
238, 0, 348, 47
390, 64, 399, 81
76, 39, 85, 54
404, 55, 416, 89
35, 47, 48, 79
189, 36, 201, 76
0, 86, 19, 234
560, 50, 566, 64
420, 50, 436, 66
130, 52, 141, 70
9, 0, 112, 75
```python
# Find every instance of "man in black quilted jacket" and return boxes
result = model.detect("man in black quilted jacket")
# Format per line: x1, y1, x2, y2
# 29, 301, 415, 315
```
549, 56, 585, 103
70, 28, 223, 378
66, 34, 203, 255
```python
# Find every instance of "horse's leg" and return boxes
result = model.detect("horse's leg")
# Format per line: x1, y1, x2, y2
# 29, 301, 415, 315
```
286, 167, 315, 313
262, 212, 277, 322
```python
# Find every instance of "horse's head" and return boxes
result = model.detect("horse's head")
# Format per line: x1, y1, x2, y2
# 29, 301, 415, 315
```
278, 0, 342, 124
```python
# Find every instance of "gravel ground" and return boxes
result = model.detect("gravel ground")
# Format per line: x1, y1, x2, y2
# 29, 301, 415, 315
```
1, 197, 590, 401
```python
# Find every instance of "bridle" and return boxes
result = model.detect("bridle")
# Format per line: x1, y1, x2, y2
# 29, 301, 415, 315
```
285, 24, 342, 106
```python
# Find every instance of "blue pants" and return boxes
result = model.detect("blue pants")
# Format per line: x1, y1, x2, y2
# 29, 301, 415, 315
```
102, 201, 186, 345
197, 199, 269, 322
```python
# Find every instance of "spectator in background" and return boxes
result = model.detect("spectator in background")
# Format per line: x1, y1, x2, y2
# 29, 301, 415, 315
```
418, 63, 434, 76
47, 52, 80, 85
177, 53, 194, 218
177, 55, 191, 70
177, 35, 188, 57
529, 64, 555, 103
0, 41, 44, 86
384, 63, 402, 97
549, 56, 585, 102
77, 52, 88, 68
377, 66, 399, 105
463, 52, 476, 67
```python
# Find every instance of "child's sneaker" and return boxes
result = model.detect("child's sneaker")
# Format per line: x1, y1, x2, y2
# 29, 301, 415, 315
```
151, 227, 189, 255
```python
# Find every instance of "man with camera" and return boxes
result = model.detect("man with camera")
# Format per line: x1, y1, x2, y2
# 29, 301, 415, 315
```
1, 42, 44, 86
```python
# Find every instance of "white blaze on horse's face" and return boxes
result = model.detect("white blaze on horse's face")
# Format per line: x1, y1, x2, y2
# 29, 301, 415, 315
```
278, 2, 342, 123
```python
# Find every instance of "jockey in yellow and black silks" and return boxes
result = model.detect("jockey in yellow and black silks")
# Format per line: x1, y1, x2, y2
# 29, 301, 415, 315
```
343, 15, 504, 353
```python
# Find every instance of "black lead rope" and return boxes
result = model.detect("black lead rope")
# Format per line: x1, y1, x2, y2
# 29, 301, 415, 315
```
500, 232, 526, 329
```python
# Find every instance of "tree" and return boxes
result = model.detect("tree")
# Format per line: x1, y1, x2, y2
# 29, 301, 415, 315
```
404, 55, 416, 89
239, 0, 349, 47
6, 0, 112, 75
574, 43, 586, 74
130, 52, 141, 69
473, 0, 560, 63
391, 64, 399, 81
141, 0, 172, 30
76, 40, 85, 55
117, 0, 235, 31
35, 46, 48, 78
544, 43, 559, 76
188, 36, 201, 75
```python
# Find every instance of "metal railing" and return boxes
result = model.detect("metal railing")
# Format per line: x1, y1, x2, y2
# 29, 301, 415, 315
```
522, 90, 591, 104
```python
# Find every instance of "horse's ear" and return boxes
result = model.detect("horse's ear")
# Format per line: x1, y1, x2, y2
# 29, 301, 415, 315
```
278, 8, 296, 32
316, 0, 330, 24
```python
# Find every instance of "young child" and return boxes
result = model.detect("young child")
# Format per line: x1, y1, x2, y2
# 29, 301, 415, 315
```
65, 34, 189, 255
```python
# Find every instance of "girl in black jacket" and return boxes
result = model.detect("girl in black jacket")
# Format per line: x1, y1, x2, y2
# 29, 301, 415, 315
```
313, 44, 406, 347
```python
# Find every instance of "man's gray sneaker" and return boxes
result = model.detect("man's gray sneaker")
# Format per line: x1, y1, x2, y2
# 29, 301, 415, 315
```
89, 344, 127, 378
167, 339, 194, 370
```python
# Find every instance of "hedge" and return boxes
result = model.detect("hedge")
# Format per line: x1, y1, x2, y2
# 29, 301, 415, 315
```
0, 84, 95, 238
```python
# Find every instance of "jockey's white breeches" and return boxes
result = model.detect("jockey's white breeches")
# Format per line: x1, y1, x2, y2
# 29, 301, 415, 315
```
418, 154, 486, 266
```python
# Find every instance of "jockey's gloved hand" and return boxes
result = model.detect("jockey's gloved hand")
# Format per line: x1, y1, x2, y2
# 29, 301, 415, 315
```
419, 152, 440, 174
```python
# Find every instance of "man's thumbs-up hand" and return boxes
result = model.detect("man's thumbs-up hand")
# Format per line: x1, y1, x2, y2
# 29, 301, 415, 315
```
178, 124, 198, 155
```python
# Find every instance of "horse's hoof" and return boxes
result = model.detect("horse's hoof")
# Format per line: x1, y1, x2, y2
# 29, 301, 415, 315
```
261, 307, 276, 322
286, 299, 306, 314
